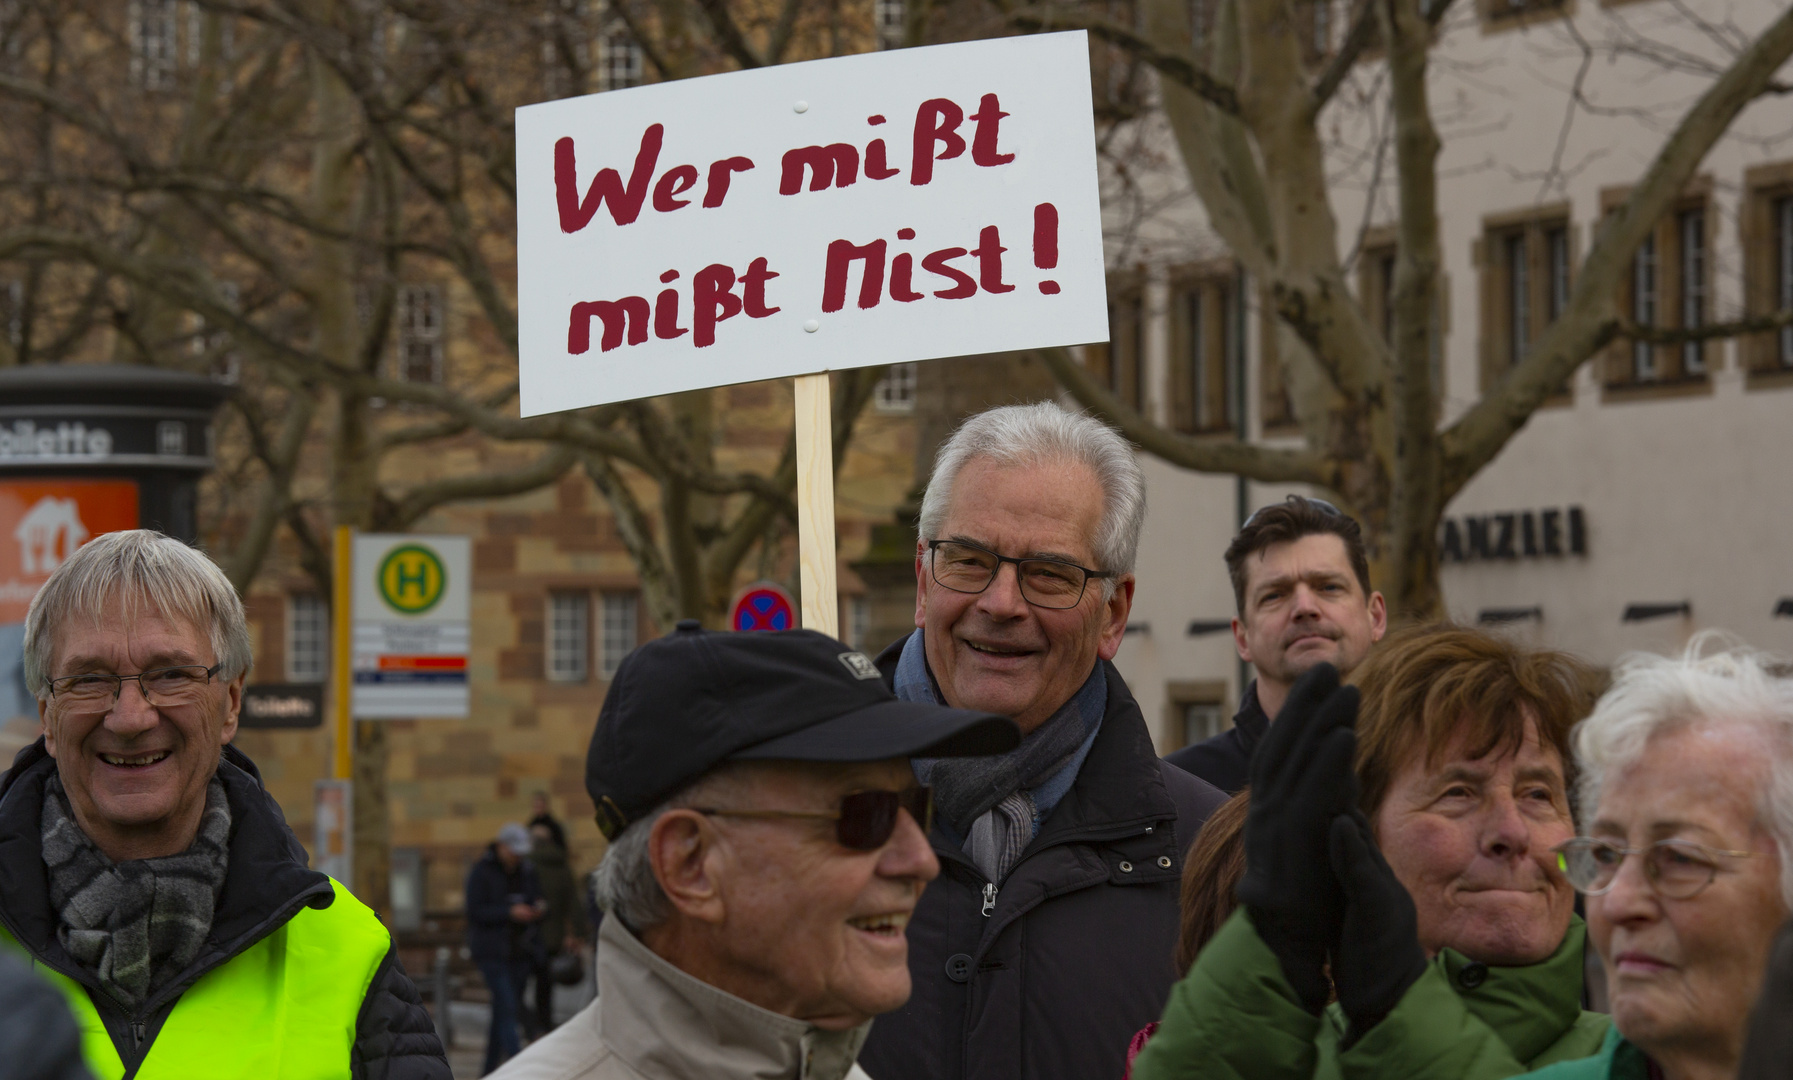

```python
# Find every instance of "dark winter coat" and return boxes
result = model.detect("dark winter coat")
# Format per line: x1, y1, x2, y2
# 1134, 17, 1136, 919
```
529, 838, 590, 952
857, 647, 1228, 1080
465, 846, 545, 965
1162, 680, 1269, 795
0, 739, 448, 1080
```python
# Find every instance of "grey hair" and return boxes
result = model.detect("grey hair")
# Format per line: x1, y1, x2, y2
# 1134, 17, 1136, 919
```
591, 766, 747, 933
1574, 631, 1793, 907
22, 530, 252, 699
917, 403, 1146, 581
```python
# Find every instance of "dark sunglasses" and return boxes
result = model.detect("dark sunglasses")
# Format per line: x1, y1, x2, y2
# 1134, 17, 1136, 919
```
693, 786, 933, 850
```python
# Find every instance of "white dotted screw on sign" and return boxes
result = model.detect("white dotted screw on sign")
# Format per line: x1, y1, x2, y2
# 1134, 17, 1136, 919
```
803, 320, 820, 333
794, 101, 809, 114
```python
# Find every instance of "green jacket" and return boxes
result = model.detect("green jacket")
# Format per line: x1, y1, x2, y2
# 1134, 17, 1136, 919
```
1132, 909, 1610, 1080
1518, 1028, 1650, 1080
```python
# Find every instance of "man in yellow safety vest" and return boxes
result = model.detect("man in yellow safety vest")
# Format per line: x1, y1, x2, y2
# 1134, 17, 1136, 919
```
0, 530, 450, 1080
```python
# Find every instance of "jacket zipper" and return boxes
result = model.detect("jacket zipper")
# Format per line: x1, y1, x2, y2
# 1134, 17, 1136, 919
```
131, 1021, 146, 1047
981, 883, 997, 917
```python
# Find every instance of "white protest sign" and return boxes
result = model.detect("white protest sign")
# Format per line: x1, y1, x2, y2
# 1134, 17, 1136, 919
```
351, 534, 470, 718
515, 32, 1105, 416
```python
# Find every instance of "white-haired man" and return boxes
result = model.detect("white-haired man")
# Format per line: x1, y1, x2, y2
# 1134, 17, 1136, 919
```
857, 402, 1228, 1080
490, 623, 1018, 1080
0, 530, 448, 1079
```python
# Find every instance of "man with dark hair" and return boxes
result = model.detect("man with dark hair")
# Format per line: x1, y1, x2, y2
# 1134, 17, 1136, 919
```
1164, 496, 1386, 793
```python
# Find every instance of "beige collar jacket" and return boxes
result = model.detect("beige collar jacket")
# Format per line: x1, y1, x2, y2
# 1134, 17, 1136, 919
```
487, 913, 874, 1080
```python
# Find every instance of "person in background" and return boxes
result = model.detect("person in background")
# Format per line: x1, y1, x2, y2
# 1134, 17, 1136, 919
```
530, 792, 569, 854
489, 623, 1018, 1080
1, 530, 446, 1079
527, 819, 591, 1035
1513, 638, 1792, 1080
1136, 625, 1607, 1080
1165, 496, 1386, 795
468, 822, 547, 1074
857, 403, 1227, 1080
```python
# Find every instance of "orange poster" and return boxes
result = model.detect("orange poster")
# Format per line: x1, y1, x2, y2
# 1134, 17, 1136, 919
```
0, 479, 139, 623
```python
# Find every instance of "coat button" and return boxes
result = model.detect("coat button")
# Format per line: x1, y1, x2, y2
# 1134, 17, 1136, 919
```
1458, 962, 1488, 990
1157, 856, 1173, 869
945, 954, 973, 983
1118, 861, 1133, 873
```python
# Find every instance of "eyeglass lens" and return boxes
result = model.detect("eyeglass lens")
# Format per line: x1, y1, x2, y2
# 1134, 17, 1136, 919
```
931, 542, 1088, 609
54, 667, 214, 708
836, 787, 933, 850
1560, 840, 1720, 897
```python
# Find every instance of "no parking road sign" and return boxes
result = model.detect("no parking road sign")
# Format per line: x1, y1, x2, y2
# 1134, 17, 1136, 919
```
731, 582, 797, 633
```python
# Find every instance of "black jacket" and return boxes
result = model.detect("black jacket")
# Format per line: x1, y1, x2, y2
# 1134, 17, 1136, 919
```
0, 739, 448, 1080
858, 644, 1228, 1080
1161, 679, 1270, 795
465, 847, 545, 965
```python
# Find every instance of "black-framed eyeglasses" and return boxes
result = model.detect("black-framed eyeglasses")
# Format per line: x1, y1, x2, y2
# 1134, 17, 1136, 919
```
1554, 837, 1758, 900
926, 539, 1114, 610
1242, 496, 1346, 531
48, 664, 223, 709
694, 787, 933, 851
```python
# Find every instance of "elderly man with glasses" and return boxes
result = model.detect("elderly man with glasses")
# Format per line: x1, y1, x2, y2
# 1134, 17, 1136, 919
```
856, 403, 1227, 1080
0, 530, 448, 1080
488, 623, 1017, 1080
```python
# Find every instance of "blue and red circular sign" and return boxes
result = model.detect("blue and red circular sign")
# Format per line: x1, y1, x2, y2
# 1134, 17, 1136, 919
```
730, 582, 797, 632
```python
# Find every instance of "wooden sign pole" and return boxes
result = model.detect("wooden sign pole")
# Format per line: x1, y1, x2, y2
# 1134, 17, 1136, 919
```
331, 525, 353, 780
793, 372, 838, 637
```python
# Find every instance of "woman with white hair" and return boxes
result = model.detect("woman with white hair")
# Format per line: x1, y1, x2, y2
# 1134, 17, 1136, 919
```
1518, 635, 1793, 1080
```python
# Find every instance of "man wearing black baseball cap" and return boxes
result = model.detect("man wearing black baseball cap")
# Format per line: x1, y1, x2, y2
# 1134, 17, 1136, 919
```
490, 622, 1016, 1080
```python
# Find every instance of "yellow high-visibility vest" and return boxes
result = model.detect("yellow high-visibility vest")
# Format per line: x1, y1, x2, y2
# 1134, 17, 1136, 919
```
2, 878, 392, 1080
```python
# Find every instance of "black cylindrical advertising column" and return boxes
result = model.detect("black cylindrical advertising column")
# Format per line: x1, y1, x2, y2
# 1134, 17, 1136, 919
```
0, 365, 231, 746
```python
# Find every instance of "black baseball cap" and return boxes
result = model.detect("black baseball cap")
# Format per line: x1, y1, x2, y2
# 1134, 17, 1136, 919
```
586, 621, 1019, 839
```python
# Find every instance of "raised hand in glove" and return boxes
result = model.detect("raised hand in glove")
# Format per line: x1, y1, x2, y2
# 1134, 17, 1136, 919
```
1328, 811, 1429, 1045
1235, 662, 1361, 1013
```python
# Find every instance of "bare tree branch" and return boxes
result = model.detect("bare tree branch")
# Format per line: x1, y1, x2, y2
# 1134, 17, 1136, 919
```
1037, 346, 1328, 483
1010, 5, 1241, 115
382, 444, 580, 530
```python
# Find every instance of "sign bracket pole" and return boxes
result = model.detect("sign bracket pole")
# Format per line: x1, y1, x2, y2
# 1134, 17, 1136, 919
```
793, 373, 838, 637
331, 525, 353, 780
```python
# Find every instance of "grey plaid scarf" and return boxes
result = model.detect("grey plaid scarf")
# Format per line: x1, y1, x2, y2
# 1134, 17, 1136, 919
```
41, 774, 231, 1013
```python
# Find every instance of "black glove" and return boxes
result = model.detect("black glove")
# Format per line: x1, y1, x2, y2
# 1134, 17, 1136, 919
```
1329, 811, 1428, 1045
1235, 663, 1361, 1013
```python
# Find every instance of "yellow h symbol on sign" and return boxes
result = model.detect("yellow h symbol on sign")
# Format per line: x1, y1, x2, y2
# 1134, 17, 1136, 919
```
377, 545, 447, 614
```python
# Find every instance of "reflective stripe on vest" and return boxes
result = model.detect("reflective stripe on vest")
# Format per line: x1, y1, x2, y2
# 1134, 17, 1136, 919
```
1, 878, 390, 1080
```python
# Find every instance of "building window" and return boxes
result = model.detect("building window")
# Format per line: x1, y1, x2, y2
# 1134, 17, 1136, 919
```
1740, 168, 1793, 376
1481, 212, 1571, 393
1088, 288, 1144, 413
1679, 208, 1705, 375
130, 0, 178, 91
540, 0, 591, 100
1779, 195, 1793, 369
1182, 701, 1225, 747
873, 362, 917, 413
1506, 233, 1529, 367
547, 591, 590, 683
1606, 190, 1712, 389
875, 0, 903, 48
1547, 225, 1570, 322
396, 283, 444, 384
1632, 234, 1657, 381
596, 23, 641, 92
843, 595, 869, 649
1171, 269, 1235, 434
599, 591, 638, 679
288, 594, 328, 683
